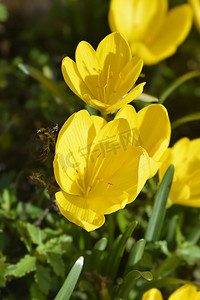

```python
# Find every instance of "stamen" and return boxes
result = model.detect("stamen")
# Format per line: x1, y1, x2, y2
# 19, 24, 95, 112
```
97, 152, 102, 158
103, 83, 108, 89
117, 71, 122, 78
108, 182, 114, 186
96, 178, 104, 181
75, 169, 79, 174
109, 71, 113, 80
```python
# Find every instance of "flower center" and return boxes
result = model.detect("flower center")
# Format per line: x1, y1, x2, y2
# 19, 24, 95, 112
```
74, 151, 113, 197
95, 66, 122, 103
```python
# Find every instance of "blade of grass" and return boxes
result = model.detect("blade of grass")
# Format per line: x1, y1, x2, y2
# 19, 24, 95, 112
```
159, 70, 200, 104
104, 221, 138, 278
172, 112, 200, 129
54, 256, 84, 300
145, 165, 174, 242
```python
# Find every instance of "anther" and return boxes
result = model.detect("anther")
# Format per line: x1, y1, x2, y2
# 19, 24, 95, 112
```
89, 184, 92, 189
84, 167, 86, 173
97, 152, 102, 158
98, 69, 102, 74
96, 85, 100, 89
117, 72, 122, 78
109, 71, 113, 80
103, 83, 108, 89
96, 178, 104, 182
108, 182, 114, 186
113, 90, 116, 93
75, 169, 79, 174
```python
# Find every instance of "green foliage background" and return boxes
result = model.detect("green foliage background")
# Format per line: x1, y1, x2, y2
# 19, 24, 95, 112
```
0, 0, 200, 299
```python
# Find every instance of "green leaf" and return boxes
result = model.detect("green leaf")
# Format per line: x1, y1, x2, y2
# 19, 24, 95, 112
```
172, 112, 200, 129
36, 235, 72, 256
117, 270, 153, 298
27, 223, 46, 245
177, 244, 200, 265
0, 261, 7, 287
159, 70, 200, 104
54, 256, 84, 300
126, 239, 146, 270
5, 255, 36, 278
104, 221, 138, 277
145, 165, 174, 242
30, 283, 46, 300
18, 64, 73, 111
47, 254, 65, 277
35, 265, 52, 295
136, 93, 158, 103
94, 237, 107, 251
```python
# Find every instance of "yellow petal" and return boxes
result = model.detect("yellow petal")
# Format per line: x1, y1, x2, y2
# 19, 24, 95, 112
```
108, 56, 144, 105
75, 41, 101, 99
53, 110, 96, 195
109, 146, 150, 203
108, 82, 145, 112
55, 191, 105, 232
168, 284, 200, 300
109, 0, 167, 42
83, 94, 110, 112
142, 288, 163, 300
170, 180, 191, 205
96, 32, 131, 77
115, 104, 138, 129
91, 115, 107, 134
138, 4, 192, 65
148, 157, 162, 178
189, 0, 200, 33
62, 56, 92, 98
88, 118, 131, 182
88, 187, 129, 215
115, 104, 138, 144
137, 104, 171, 161
188, 170, 200, 199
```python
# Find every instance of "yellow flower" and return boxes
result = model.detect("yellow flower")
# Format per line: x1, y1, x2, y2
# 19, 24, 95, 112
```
189, 0, 200, 33
109, 0, 193, 65
142, 284, 200, 300
53, 109, 150, 231
62, 32, 145, 113
53, 104, 171, 231
116, 104, 171, 178
159, 137, 200, 207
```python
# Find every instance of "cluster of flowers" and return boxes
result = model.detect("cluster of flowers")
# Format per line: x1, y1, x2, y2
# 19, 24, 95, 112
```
52, 0, 200, 297
53, 30, 200, 232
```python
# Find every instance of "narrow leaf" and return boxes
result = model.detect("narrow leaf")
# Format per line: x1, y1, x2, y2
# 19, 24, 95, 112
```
159, 70, 200, 104
172, 112, 200, 129
104, 221, 137, 277
126, 239, 146, 270
136, 93, 158, 103
54, 256, 84, 300
145, 165, 174, 242
117, 270, 153, 298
